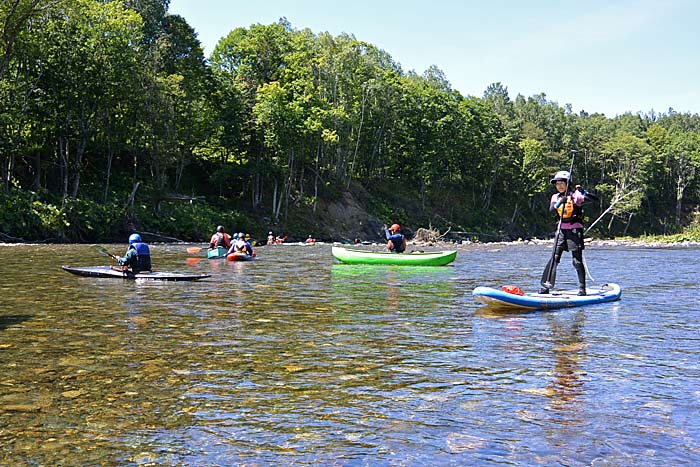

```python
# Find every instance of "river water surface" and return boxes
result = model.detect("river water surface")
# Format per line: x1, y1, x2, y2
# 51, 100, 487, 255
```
1, 242, 699, 466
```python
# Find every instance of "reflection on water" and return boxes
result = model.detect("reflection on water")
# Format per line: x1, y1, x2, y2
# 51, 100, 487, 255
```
1, 243, 699, 466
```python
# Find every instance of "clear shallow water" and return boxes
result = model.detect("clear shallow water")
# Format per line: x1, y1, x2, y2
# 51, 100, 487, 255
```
1, 243, 699, 466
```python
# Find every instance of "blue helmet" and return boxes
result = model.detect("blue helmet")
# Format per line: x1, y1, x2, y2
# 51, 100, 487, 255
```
128, 233, 142, 244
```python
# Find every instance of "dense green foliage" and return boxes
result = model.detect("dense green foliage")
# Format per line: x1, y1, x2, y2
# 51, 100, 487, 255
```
2, 1, 700, 242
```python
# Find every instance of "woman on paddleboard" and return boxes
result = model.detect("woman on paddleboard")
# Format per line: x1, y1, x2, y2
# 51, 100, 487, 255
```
540, 170, 587, 296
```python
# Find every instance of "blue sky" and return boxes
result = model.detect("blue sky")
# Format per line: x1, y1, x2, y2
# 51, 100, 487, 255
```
168, 0, 699, 117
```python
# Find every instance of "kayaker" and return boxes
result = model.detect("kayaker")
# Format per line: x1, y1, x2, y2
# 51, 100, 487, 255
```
267, 231, 274, 245
243, 234, 255, 255
209, 225, 231, 250
118, 233, 152, 273
228, 232, 254, 256
539, 170, 589, 296
305, 235, 315, 244
385, 223, 406, 253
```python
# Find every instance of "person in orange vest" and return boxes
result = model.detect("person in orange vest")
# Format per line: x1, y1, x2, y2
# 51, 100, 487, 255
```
385, 223, 406, 253
209, 225, 231, 250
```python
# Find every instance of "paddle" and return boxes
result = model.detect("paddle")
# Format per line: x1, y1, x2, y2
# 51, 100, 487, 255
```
540, 150, 577, 290
91, 244, 119, 262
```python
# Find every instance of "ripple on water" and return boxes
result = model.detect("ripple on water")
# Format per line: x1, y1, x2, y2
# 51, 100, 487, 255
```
1, 244, 700, 466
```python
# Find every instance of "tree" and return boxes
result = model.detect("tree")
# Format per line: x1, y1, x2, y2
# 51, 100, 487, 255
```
33, 0, 143, 198
597, 132, 654, 235
667, 130, 700, 226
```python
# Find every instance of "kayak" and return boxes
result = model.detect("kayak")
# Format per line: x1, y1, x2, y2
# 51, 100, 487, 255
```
227, 252, 255, 262
472, 283, 622, 310
62, 266, 210, 282
331, 246, 456, 266
207, 247, 228, 259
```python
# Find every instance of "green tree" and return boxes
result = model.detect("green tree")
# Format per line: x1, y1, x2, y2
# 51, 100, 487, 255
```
37, 0, 143, 198
667, 130, 700, 226
596, 132, 654, 235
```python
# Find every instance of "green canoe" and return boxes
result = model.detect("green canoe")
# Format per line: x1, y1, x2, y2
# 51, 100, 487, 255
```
331, 246, 457, 266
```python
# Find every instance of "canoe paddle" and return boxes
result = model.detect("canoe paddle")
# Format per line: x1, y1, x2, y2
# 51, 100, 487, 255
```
541, 150, 577, 290
91, 244, 119, 261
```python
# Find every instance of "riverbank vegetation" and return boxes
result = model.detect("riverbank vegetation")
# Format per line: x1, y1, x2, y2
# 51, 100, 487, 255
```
2, 0, 700, 243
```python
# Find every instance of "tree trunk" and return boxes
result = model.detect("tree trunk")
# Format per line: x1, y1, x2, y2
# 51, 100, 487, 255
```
32, 151, 41, 191
104, 139, 113, 202
675, 175, 685, 226
59, 136, 69, 199
347, 85, 367, 189
622, 213, 634, 236
510, 202, 519, 228
313, 141, 321, 213
283, 147, 294, 219
70, 135, 86, 198
2, 153, 14, 194
272, 178, 278, 221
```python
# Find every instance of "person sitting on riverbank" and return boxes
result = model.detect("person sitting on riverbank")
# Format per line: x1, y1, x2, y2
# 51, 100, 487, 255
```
117, 233, 152, 273
385, 223, 406, 253
209, 225, 231, 250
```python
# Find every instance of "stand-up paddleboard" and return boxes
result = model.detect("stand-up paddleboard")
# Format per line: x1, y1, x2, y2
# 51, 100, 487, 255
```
62, 266, 210, 281
473, 283, 621, 310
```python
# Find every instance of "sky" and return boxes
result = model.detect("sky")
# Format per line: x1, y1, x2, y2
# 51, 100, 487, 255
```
168, 0, 700, 117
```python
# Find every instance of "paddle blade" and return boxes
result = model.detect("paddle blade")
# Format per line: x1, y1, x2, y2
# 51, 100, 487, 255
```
540, 257, 557, 289
187, 246, 203, 254
91, 244, 118, 261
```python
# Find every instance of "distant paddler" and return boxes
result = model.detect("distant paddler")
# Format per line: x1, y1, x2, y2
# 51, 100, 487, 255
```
227, 232, 254, 257
384, 223, 406, 253
209, 225, 231, 250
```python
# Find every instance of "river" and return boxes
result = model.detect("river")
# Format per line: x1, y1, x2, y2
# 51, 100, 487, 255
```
1, 242, 699, 466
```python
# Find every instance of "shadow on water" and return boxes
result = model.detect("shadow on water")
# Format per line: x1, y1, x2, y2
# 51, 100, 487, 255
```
0, 315, 31, 331
473, 305, 541, 318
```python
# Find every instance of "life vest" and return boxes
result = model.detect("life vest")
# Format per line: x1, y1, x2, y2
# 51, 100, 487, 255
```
556, 195, 583, 223
213, 232, 230, 248
387, 235, 406, 253
130, 242, 152, 272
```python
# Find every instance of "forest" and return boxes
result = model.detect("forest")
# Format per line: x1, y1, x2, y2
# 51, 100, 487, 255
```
2, 0, 700, 243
